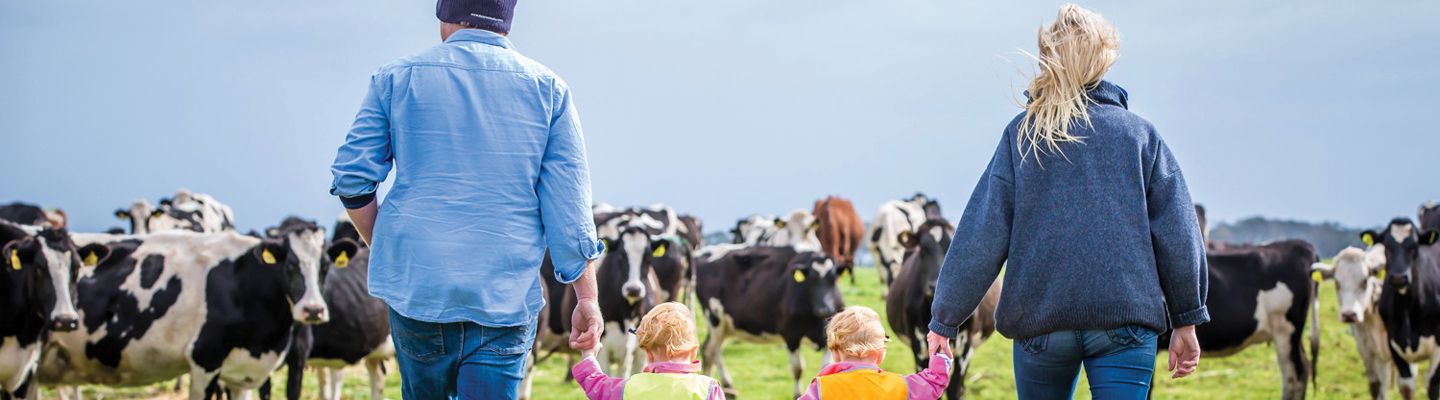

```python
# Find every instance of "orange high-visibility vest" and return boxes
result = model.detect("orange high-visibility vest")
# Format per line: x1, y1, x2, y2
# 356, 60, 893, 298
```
816, 368, 908, 400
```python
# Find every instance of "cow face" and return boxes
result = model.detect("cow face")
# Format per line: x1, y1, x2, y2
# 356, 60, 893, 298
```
771, 211, 818, 247
732, 215, 775, 246
1362, 218, 1440, 293
647, 237, 692, 303
787, 253, 842, 319
114, 200, 156, 235
1313, 246, 1386, 323
3, 227, 83, 332
1422, 202, 1440, 231
902, 219, 954, 298
601, 227, 660, 304
261, 227, 332, 324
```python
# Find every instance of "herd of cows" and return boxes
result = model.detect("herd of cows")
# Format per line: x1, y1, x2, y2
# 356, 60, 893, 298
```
0, 189, 1437, 400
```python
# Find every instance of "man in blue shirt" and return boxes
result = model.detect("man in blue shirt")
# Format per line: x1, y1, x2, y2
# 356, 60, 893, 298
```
329, 1, 604, 398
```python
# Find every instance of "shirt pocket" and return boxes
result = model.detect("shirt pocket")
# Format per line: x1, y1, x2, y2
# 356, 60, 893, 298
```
482, 319, 537, 356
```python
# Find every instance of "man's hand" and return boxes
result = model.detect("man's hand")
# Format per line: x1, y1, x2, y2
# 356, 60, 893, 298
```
927, 331, 953, 358
1168, 325, 1201, 379
570, 259, 603, 351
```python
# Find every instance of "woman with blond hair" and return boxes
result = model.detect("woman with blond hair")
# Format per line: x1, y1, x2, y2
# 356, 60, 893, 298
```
926, 4, 1208, 398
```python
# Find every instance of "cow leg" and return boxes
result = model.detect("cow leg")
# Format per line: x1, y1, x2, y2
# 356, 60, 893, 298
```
787, 347, 806, 399
700, 322, 734, 393
1393, 345, 1418, 400
1425, 351, 1440, 400
330, 368, 347, 400
191, 366, 218, 400
367, 358, 386, 400
1273, 327, 1307, 400
316, 368, 331, 400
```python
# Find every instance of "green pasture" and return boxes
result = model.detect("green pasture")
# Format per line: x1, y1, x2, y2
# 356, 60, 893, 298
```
44, 265, 1424, 399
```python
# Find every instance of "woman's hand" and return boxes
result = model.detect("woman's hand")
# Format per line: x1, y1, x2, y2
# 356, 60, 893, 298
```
1168, 325, 1201, 379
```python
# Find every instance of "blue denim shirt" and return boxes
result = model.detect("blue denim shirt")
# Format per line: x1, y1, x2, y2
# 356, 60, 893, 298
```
330, 29, 603, 326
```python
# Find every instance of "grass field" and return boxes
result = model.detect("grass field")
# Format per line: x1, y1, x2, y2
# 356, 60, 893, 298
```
43, 265, 1428, 399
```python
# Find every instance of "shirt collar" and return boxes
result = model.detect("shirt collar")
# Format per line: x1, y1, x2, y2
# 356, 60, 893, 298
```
444, 29, 514, 50
817, 361, 883, 377
1022, 79, 1130, 110
642, 360, 703, 374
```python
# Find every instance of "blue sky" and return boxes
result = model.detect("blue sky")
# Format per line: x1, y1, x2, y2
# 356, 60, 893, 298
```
1, 0, 1435, 235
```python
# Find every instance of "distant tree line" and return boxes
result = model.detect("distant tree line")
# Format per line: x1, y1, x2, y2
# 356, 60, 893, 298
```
1209, 217, 1368, 258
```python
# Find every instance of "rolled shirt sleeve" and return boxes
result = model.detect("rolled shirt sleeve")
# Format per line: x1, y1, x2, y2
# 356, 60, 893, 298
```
330, 72, 394, 206
1147, 140, 1211, 328
539, 80, 604, 284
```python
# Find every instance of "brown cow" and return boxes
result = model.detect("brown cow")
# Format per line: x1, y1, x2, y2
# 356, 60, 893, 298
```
813, 196, 865, 283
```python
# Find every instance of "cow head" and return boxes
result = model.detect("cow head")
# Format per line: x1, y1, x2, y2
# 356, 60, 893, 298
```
647, 236, 693, 303
604, 226, 660, 304
114, 200, 156, 235
1361, 218, 1439, 294
901, 219, 954, 298
772, 210, 818, 247
786, 252, 842, 319
256, 221, 335, 324
1422, 202, 1439, 231
2, 224, 84, 332
731, 215, 775, 246
1312, 246, 1386, 323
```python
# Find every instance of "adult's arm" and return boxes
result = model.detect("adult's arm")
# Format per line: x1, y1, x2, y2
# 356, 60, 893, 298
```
330, 71, 393, 238
536, 78, 606, 348
928, 133, 1016, 338
1146, 137, 1210, 329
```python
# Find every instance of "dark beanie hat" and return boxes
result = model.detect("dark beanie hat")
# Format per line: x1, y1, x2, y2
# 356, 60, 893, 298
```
436, 0, 517, 34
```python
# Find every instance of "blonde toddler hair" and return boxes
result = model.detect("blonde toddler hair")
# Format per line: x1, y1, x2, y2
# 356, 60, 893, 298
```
635, 302, 700, 357
826, 306, 889, 358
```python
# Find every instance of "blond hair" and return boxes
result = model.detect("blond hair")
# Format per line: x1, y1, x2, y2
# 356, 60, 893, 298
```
635, 302, 700, 357
1017, 4, 1120, 164
826, 306, 888, 358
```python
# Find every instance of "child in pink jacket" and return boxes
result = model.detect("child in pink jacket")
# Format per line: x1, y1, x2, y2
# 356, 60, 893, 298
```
798, 306, 951, 400
572, 302, 724, 400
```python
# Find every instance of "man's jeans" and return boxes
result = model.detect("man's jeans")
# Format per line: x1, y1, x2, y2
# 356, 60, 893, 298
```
389, 308, 537, 400
1012, 326, 1159, 400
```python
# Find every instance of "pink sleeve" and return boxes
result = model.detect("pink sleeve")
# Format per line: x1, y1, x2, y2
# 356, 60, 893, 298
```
796, 379, 820, 400
572, 357, 627, 400
709, 381, 726, 400
904, 353, 953, 400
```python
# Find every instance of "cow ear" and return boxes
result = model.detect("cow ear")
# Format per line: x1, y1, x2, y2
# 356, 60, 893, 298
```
1309, 262, 1334, 282
265, 228, 281, 238
76, 243, 112, 267
253, 242, 287, 265
897, 231, 916, 248
1422, 230, 1440, 246
150, 209, 166, 218
3, 238, 39, 271
775, 219, 788, 229
1360, 231, 1379, 247
158, 198, 173, 207
601, 238, 614, 254
651, 241, 667, 259
114, 209, 129, 220
809, 220, 820, 232
327, 239, 359, 269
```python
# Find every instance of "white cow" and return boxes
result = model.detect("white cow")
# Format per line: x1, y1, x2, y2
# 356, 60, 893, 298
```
865, 195, 931, 296
1313, 246, 1394, 399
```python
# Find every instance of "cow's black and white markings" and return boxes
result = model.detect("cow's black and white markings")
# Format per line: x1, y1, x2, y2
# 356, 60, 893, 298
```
114, 190, 236, 235
299, 217, 391, 400
1157, 239, 1321, 400
0, 203, 64, 229
1364, 217, 1440, 400
1, 222, 81, 400
1314, 246, 1394, 399
37, 226, 350, 400
886, 218, 999, 400
865, 194, 933, 297
696, 246, 843, 398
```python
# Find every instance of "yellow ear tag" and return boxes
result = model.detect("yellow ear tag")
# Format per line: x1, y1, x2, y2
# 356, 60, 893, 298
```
9, 250, 18, 270
262, 249, 277, 264
776, 221, 787, 228
335, 252, 350, 269
1311, 271, 1324, 283
794, 270, 806, 283
1376, 269, 1386, 281
84, 252, 98, 267
652, 246, 665, 258
1362, 233, 1375, 247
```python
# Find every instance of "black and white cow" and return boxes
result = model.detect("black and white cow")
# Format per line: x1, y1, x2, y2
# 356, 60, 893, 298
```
865, 194, 934, 297
1313, 246, 1393, 399
37, 225, 350, 400
696, 246, 843, 398
0, 203, 65, 229
113, 189, 236, 235
1365, 217, 1440, 400
1, 222, 81, 400
1156, 239, 1321, 400
886, 218, 1000, 400
308, 217, 390, 400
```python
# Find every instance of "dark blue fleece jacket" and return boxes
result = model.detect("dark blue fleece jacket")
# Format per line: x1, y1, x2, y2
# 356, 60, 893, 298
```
928, 81, 1210, 340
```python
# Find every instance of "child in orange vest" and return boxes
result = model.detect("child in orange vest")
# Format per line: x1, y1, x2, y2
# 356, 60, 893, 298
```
573, 302, 724, 400
799, 306, 951, 400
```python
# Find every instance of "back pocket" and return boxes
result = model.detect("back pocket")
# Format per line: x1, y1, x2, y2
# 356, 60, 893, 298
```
1017, 333, 1049, 355
392, 311, 446, 361
482, 320, 536, 356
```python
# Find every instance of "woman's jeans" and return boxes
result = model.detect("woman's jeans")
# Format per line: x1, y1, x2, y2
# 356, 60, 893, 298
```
1012, 326, 1159, 400
389, 308, 538, 400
